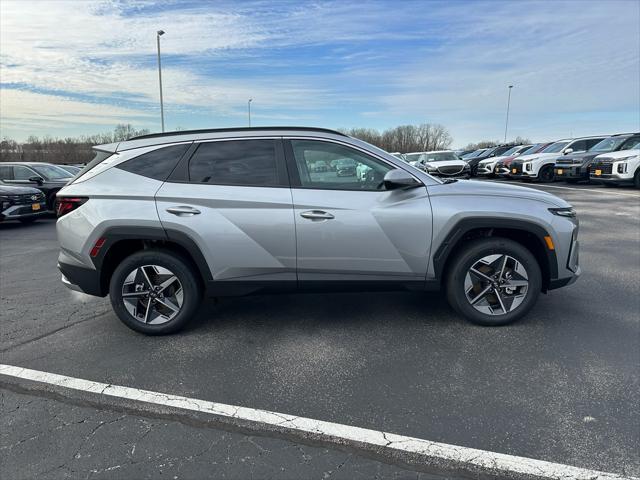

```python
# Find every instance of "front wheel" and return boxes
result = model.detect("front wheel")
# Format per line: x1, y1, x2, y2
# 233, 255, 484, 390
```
634, 169, 640, 189
537, 165, 555, 183
109, 249, 202, 335
446, 238, 542, 326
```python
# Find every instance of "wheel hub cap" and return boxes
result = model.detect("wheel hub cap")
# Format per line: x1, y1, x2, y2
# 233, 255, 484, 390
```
121, 265, 183, 325
464, 254, 529, 316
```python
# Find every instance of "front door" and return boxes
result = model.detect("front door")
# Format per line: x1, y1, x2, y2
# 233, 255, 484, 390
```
286, 139, 432, 283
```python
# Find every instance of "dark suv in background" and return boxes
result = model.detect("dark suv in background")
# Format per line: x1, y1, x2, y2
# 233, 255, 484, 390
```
0, 162, 72, 210
554, 133, 640, 183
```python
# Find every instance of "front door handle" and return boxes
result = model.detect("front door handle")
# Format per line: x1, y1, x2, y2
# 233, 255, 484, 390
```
166, 206, 201, 216
300, 210, 334, 221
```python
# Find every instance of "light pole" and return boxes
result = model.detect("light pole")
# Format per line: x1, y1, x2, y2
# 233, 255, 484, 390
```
503, 85, 513, 143
248, 98, 253, 127
156, 30, 165, 133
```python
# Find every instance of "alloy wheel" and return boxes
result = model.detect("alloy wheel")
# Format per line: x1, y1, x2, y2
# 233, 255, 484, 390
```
121, 265, 184, 325
464, 254, 529, 316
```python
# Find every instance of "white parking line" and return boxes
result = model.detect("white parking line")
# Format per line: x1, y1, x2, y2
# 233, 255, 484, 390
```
0, 364, 634, 480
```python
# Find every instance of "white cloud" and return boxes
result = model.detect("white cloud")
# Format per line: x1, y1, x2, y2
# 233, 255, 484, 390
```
0, 0, 638, 144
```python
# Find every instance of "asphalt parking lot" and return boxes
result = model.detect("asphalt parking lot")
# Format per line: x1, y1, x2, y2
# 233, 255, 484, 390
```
1, 180, 639, 479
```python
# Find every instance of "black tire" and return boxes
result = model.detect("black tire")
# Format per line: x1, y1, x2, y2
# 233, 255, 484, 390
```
536, 165, 555, 183
47, 191, 59, 211
109, 249, 202, 335
19, 217, 38, 224
446, 237, 542, 326
634, 169, 640, 189
565, 178, 579, 184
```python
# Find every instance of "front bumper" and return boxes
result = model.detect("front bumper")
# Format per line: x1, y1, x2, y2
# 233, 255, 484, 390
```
590, 172, 633, 183
0, 202, 48, 221
476, 164, 496, 176
554, 165, 588, 180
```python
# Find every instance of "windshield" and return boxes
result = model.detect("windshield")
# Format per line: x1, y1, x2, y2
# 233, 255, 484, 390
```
589, 137, 629, 152
500, 146, 521, 156
422, 152, 459, 162
336, 159, 356, 166
619, 136, 640, 151
464, 149, 486, 159
542, 141, 570, 153
405, 153, 423, 162
32, 164, 73, 180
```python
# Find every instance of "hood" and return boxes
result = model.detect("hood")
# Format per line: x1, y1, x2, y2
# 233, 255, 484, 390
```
557, 151, 599, 163
594, 149, 640, 160
430, 179, 568, 207
423, 159, 466, 168
479, 155, 509, 165
0, 184, 42, 195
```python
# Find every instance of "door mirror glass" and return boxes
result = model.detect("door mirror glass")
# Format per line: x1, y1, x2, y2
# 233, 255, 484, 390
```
383, 169, 422, 190
28, 176, 44, 185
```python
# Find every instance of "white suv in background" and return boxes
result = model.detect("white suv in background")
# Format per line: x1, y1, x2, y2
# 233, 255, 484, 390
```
590, 149, 640, 188
510, 136, 606, 183
477, 145, 532, 177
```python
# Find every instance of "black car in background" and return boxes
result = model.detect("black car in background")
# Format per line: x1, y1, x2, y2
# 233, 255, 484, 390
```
0, 184, 47, 223
465, 145, 518, 176
0, 162, 72, 211
554, 133, 640, 183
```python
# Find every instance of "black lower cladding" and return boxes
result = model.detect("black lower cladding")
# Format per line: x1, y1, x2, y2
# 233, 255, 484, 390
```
58, 261, 104, 297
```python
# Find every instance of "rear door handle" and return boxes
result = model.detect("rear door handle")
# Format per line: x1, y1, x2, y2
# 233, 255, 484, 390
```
166, 206, 201, 216
300, 210, 334, 221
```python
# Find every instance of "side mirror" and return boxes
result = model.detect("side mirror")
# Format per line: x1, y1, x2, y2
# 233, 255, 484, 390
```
563, 148, 573, 155
383, 169, 422, 190
29, 176, 44, 185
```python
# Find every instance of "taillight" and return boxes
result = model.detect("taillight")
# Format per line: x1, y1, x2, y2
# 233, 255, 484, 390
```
56, 197, 88, 217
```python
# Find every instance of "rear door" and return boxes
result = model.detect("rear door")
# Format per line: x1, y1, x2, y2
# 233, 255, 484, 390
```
155, 138, 296, 284
285, 138, 432, 283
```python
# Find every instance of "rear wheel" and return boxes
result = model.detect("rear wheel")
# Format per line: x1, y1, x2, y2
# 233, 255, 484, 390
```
446, 238, 542, 326
109, 249, 202, 335
537, 165, 555, 183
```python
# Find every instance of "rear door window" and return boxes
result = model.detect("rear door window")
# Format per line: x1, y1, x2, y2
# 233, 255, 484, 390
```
188, 139, 281, 186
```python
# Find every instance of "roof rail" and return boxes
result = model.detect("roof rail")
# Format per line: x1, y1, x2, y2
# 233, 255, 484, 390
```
129, 126, 348, 141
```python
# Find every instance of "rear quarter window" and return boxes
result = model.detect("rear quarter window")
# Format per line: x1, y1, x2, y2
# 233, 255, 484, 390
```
117, 144, 190, 181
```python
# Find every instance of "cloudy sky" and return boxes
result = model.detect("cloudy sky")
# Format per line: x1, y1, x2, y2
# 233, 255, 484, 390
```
1, 0, 639, 146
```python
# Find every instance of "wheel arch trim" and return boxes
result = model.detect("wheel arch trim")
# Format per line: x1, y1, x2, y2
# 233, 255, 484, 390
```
91, 226, 213, 295
432, 217, 558, 285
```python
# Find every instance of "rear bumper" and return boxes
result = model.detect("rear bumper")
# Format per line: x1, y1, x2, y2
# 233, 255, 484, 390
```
58, 260, 105, 297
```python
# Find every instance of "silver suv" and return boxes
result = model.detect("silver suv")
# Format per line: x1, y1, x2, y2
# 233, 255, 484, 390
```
56, 127, 580, 334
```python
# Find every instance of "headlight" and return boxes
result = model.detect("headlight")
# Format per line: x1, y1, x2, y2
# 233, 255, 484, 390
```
524, 163, 532, 171
463, 163, 470, 170
549, 207, 576, 218
617, 163, 627, 174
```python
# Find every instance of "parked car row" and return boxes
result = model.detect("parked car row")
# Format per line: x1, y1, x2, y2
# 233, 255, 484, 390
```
474, 133, 640, 187
0, 162, 79, 222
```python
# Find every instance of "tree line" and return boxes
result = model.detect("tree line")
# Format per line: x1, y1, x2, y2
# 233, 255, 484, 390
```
339, 123, 453, 153
0, 122, 529, 165
0, 124, 150, 164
